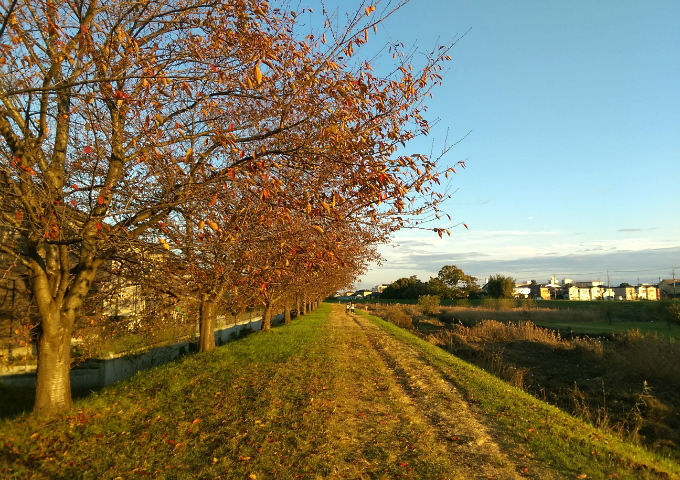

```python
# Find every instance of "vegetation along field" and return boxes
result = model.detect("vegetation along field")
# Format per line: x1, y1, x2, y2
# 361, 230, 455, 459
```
367, 299, 680, 462
1, 304, 679, 479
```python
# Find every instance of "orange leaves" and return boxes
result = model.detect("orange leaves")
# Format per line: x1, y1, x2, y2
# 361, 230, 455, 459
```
254, 62, 263, 85
433, 228, 450, 239
209, 194, 217, 206
365, 5, 376, 16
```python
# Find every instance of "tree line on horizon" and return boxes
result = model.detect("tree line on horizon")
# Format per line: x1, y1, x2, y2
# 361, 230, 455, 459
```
378, 266, 516, 300
0, 0, 462, 414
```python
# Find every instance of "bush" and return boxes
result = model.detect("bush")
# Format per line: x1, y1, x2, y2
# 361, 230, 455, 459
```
418, 295, 440, 315
380, 305, 413, 329
667, 300, 680, 326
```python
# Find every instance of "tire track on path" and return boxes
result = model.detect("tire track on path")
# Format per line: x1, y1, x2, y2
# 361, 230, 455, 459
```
339, 306, 563, 479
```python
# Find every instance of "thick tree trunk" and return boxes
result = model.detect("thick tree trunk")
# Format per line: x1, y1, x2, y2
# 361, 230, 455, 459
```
34, 306, 73, 414
284, 300, 291, 324
302, 296, 308, 315
261, 302, 273, 331
295, 295, 301, 318
31, 253, 97, 415
199, 295, 217, 352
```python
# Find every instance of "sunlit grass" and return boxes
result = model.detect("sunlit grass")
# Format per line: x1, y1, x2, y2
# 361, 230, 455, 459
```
359, 309, 680, 480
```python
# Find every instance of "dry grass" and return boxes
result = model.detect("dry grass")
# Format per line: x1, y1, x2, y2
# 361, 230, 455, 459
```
372, 302, 680, 456
437, 305, 602, 326
375, 304, 413, 329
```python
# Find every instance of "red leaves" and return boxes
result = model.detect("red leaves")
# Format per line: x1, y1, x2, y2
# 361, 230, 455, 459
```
209, 194, 217, 206
97, 195, 104, 205
83, 146, 93, 154
15, 211, 22, 221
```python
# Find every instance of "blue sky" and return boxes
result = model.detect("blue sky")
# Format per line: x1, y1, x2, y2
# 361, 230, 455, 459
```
318, 1, 680, 288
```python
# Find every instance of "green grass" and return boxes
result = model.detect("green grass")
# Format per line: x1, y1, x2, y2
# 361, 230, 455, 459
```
0, 304, 464, 479
533, 319, 680, 338
3, 303, 679, 479
358, 310, 680, 480
1, 306, 335, 479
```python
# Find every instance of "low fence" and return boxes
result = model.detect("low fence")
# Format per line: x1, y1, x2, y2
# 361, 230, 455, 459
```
0, 315, 272, 391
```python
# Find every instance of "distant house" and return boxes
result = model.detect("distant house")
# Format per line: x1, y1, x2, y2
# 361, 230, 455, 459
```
636, 285, 658, 301
566, 285, 588, 300
372, 284, 388, 294
574, 281, 604, 288
614, 286, 637, 301
659, 279, 679, 299
354, 289, 373, 298
513, 284, 531, 299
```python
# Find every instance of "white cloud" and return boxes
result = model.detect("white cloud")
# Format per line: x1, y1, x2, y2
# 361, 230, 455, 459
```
356, 228, 680, 288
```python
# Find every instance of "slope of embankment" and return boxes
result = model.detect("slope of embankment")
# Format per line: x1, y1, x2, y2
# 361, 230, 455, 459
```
1, 304, 678, 479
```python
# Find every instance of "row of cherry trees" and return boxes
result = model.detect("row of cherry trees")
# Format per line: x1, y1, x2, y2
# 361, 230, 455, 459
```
0, 0, 461, 414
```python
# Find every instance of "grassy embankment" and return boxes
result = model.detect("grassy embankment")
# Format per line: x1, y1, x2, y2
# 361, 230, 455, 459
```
1, 303, 678, 479
358, 310, 680, 479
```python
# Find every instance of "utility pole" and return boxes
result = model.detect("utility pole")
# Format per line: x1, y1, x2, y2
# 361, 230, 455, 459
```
674, 267, 677, 297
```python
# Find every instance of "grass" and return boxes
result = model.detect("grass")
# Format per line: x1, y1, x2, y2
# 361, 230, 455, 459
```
0, 304, 463, 479
532, 319, 680, 338
1, 306, 334, 479
2, 303, 679, 479
358, 310, 680, 479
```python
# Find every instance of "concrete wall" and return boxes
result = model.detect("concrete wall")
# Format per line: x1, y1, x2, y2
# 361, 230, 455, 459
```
0, 316, 268, 391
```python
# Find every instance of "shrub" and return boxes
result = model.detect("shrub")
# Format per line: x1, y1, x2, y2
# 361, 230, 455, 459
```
418, 295, 440, 315
667, 300, 680, 326
380, 305, 413, 329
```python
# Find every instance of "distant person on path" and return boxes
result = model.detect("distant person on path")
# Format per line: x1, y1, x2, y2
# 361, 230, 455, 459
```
350, 303, 355, 314
345, 303, 350, 314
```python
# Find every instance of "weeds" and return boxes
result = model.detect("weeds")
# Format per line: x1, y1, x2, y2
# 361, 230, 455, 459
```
375, 302, 680, 458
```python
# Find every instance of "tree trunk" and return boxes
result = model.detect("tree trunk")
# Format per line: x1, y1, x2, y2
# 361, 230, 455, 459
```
31, 254, 97, 415
199, 294, 217, 352
284, 300, 291, 324
295, 294, 301, 318
261, 302, 272, 331
302, 296, 308, 315
34, 306, 73, 414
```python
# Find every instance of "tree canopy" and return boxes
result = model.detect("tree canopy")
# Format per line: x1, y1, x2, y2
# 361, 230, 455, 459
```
0, 0, 461, 414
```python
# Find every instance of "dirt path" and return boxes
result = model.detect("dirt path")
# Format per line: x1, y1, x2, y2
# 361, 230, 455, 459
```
326, 304, 563, 479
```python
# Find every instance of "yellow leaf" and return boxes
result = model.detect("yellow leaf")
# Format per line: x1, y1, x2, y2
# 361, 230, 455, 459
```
321, 201, 331, 214
207, 221, 219, 231
312, 225, 324, 234
160, 238, 170, 250
306, 202, 312, 214
198, 220, 205, 231
254, 62, 262, 85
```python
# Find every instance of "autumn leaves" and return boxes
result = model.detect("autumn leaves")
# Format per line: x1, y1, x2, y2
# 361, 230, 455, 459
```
0, 0, 456, 413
